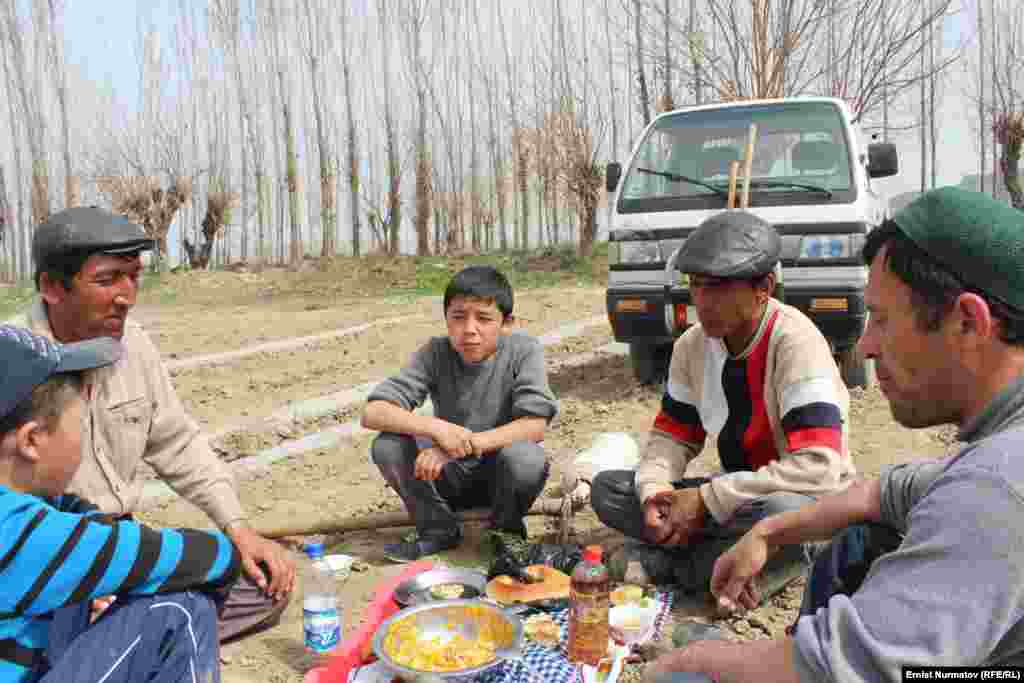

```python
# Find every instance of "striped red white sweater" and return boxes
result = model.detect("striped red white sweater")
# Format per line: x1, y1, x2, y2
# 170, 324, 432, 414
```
635, 298, 856, 523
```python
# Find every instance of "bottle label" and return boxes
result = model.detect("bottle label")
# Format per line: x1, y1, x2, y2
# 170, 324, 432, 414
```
303, 607, 341, 653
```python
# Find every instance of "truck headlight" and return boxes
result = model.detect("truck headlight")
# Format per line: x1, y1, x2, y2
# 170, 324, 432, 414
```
616, 241, 662, 264
798, 235, 853, 260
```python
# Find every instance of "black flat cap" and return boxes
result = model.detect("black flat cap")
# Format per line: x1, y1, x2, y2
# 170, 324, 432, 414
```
32, 207, 155, 266
673, 210, 781, 278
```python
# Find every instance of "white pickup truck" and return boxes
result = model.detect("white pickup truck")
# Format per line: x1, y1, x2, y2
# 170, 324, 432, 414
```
604, 97, 898, 388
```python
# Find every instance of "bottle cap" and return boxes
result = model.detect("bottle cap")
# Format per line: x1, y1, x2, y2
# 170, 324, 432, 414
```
305, 542, 326, 559
583, 545, 603, 563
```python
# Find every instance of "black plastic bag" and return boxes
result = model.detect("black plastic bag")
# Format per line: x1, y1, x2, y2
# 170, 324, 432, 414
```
487, 538, 583, 580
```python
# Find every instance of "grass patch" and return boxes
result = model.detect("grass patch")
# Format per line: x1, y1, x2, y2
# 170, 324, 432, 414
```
0, 284, 36, 320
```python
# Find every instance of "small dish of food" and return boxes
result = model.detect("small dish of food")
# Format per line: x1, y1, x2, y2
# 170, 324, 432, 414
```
523, 613, 560, 648
608, 602, 659, 647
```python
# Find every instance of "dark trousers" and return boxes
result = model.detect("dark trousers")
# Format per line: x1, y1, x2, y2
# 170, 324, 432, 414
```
41, 592, 220, 682
591, 470, 814, 591
798, 522, 904, 618
371, 432, 549, 538
218, 575, 289, 643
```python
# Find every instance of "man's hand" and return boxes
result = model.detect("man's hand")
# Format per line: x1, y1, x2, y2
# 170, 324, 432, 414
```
641, 640, 746, 683
414, 447, 452, 481
226, 523, 296, 601
642, 636, 799, 683
710, 527, 773, 614
430, 420, 475, 458
642, 488, 707, 546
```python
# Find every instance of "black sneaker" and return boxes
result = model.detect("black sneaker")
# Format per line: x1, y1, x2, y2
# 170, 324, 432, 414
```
383, 531, 462, 563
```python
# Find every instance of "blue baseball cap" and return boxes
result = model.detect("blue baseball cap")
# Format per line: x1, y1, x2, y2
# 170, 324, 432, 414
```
0, 325, 122, 422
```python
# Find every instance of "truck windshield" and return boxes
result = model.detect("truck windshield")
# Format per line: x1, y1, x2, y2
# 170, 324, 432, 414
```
618, 101, 855, 213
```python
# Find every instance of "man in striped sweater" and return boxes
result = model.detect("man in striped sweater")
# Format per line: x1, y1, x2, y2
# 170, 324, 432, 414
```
592, 211, 855, 596
0, 325, 241, 682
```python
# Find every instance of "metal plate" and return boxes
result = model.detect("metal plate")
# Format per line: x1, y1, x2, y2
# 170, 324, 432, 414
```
393, 568, 488, 607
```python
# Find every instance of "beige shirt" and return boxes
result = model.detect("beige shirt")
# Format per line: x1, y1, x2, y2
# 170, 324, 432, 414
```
8, 299, 245, 528
636, 298, 856, 522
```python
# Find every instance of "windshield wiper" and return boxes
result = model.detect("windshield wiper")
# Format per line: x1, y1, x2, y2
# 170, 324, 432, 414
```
636, 167, 729, 199
745, 180, 834, 198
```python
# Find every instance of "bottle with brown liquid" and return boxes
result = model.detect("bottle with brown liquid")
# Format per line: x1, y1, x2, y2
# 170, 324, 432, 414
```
567, 544, 610, 665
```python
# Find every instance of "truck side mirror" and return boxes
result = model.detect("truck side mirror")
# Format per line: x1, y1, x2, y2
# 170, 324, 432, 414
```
867, 143, 898, 179
606, 162, 622, 193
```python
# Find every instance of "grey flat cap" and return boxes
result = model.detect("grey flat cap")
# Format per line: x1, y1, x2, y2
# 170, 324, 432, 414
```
673, 210, 781, 278
32, 207, 155, 265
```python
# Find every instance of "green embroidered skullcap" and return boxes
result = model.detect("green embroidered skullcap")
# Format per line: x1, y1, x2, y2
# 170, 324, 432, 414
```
892, 187, 1024, 309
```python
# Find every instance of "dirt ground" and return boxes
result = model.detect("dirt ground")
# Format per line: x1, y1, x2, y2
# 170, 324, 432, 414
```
128, 262, 958, 683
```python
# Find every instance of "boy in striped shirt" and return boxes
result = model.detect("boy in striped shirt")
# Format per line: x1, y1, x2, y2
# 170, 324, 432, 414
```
0, 325, 241, 682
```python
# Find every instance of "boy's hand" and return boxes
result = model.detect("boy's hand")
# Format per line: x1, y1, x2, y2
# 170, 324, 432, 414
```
415, 447, 452, 481
431, 420, 475, 458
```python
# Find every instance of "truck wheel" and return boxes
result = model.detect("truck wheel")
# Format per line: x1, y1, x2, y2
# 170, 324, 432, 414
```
838, 346, 873, 389
629, 343, 672, 385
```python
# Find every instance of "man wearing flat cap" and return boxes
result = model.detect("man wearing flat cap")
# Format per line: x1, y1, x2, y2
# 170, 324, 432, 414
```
592, 210, 855, 597
6, 206, 294, 643
644, 188, 1024, 683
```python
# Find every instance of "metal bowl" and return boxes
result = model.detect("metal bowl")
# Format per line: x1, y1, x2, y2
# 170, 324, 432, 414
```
372, 599, 524, 683
392, 568, 488, 606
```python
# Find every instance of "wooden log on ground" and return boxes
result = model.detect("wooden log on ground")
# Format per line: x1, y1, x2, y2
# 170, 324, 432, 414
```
254, 495, 587, 540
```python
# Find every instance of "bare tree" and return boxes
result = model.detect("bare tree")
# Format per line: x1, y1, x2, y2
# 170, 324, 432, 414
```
378, 0, 402, 255
0, 167, 9, 280
301, 0, 336, 257
988, 0, 1024, 208
45, 0, 74, 208
337, 2, 362, 257
2, 0, 50, 227
266, 1, 303, 264
0, 26, 27, 280
634, 0, 652, 124
497, 3, 530, 250
400, 0, 433, 256
637, 0, 958, 125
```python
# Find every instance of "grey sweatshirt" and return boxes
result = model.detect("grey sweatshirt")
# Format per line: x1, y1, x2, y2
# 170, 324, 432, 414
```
367, 332, 558, 432
794, 374, 1024, 681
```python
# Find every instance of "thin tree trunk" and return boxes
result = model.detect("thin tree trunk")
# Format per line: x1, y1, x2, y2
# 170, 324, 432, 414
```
0, 166, 6, 279
46, 0, 74, 208
928, 0, 937, 189
282, 73, 302, 264
1, 34, 27, 280
343, 58, 360, 257
919, 0, 927, 192
977, 0, 985, 193
302, 0, 335, 258
240, 99, 248, 261
3, 2, 49, 227
634, 0, 651, 125
379, 0, 401, 256
497, 4, 528, 250
410, 2, 431, 257
663, 0, 672, 107
691, 0, 702, 105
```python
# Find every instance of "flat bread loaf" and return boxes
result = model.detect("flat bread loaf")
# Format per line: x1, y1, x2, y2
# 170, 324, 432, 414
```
485, 565, 572, 605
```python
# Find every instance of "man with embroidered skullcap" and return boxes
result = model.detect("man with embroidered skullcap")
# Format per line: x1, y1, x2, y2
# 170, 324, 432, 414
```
645, 188, 1024, 682
591, 209, 854, 598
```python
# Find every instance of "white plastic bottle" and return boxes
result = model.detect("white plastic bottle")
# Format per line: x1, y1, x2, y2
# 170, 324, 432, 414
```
302, 537, 341, 665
